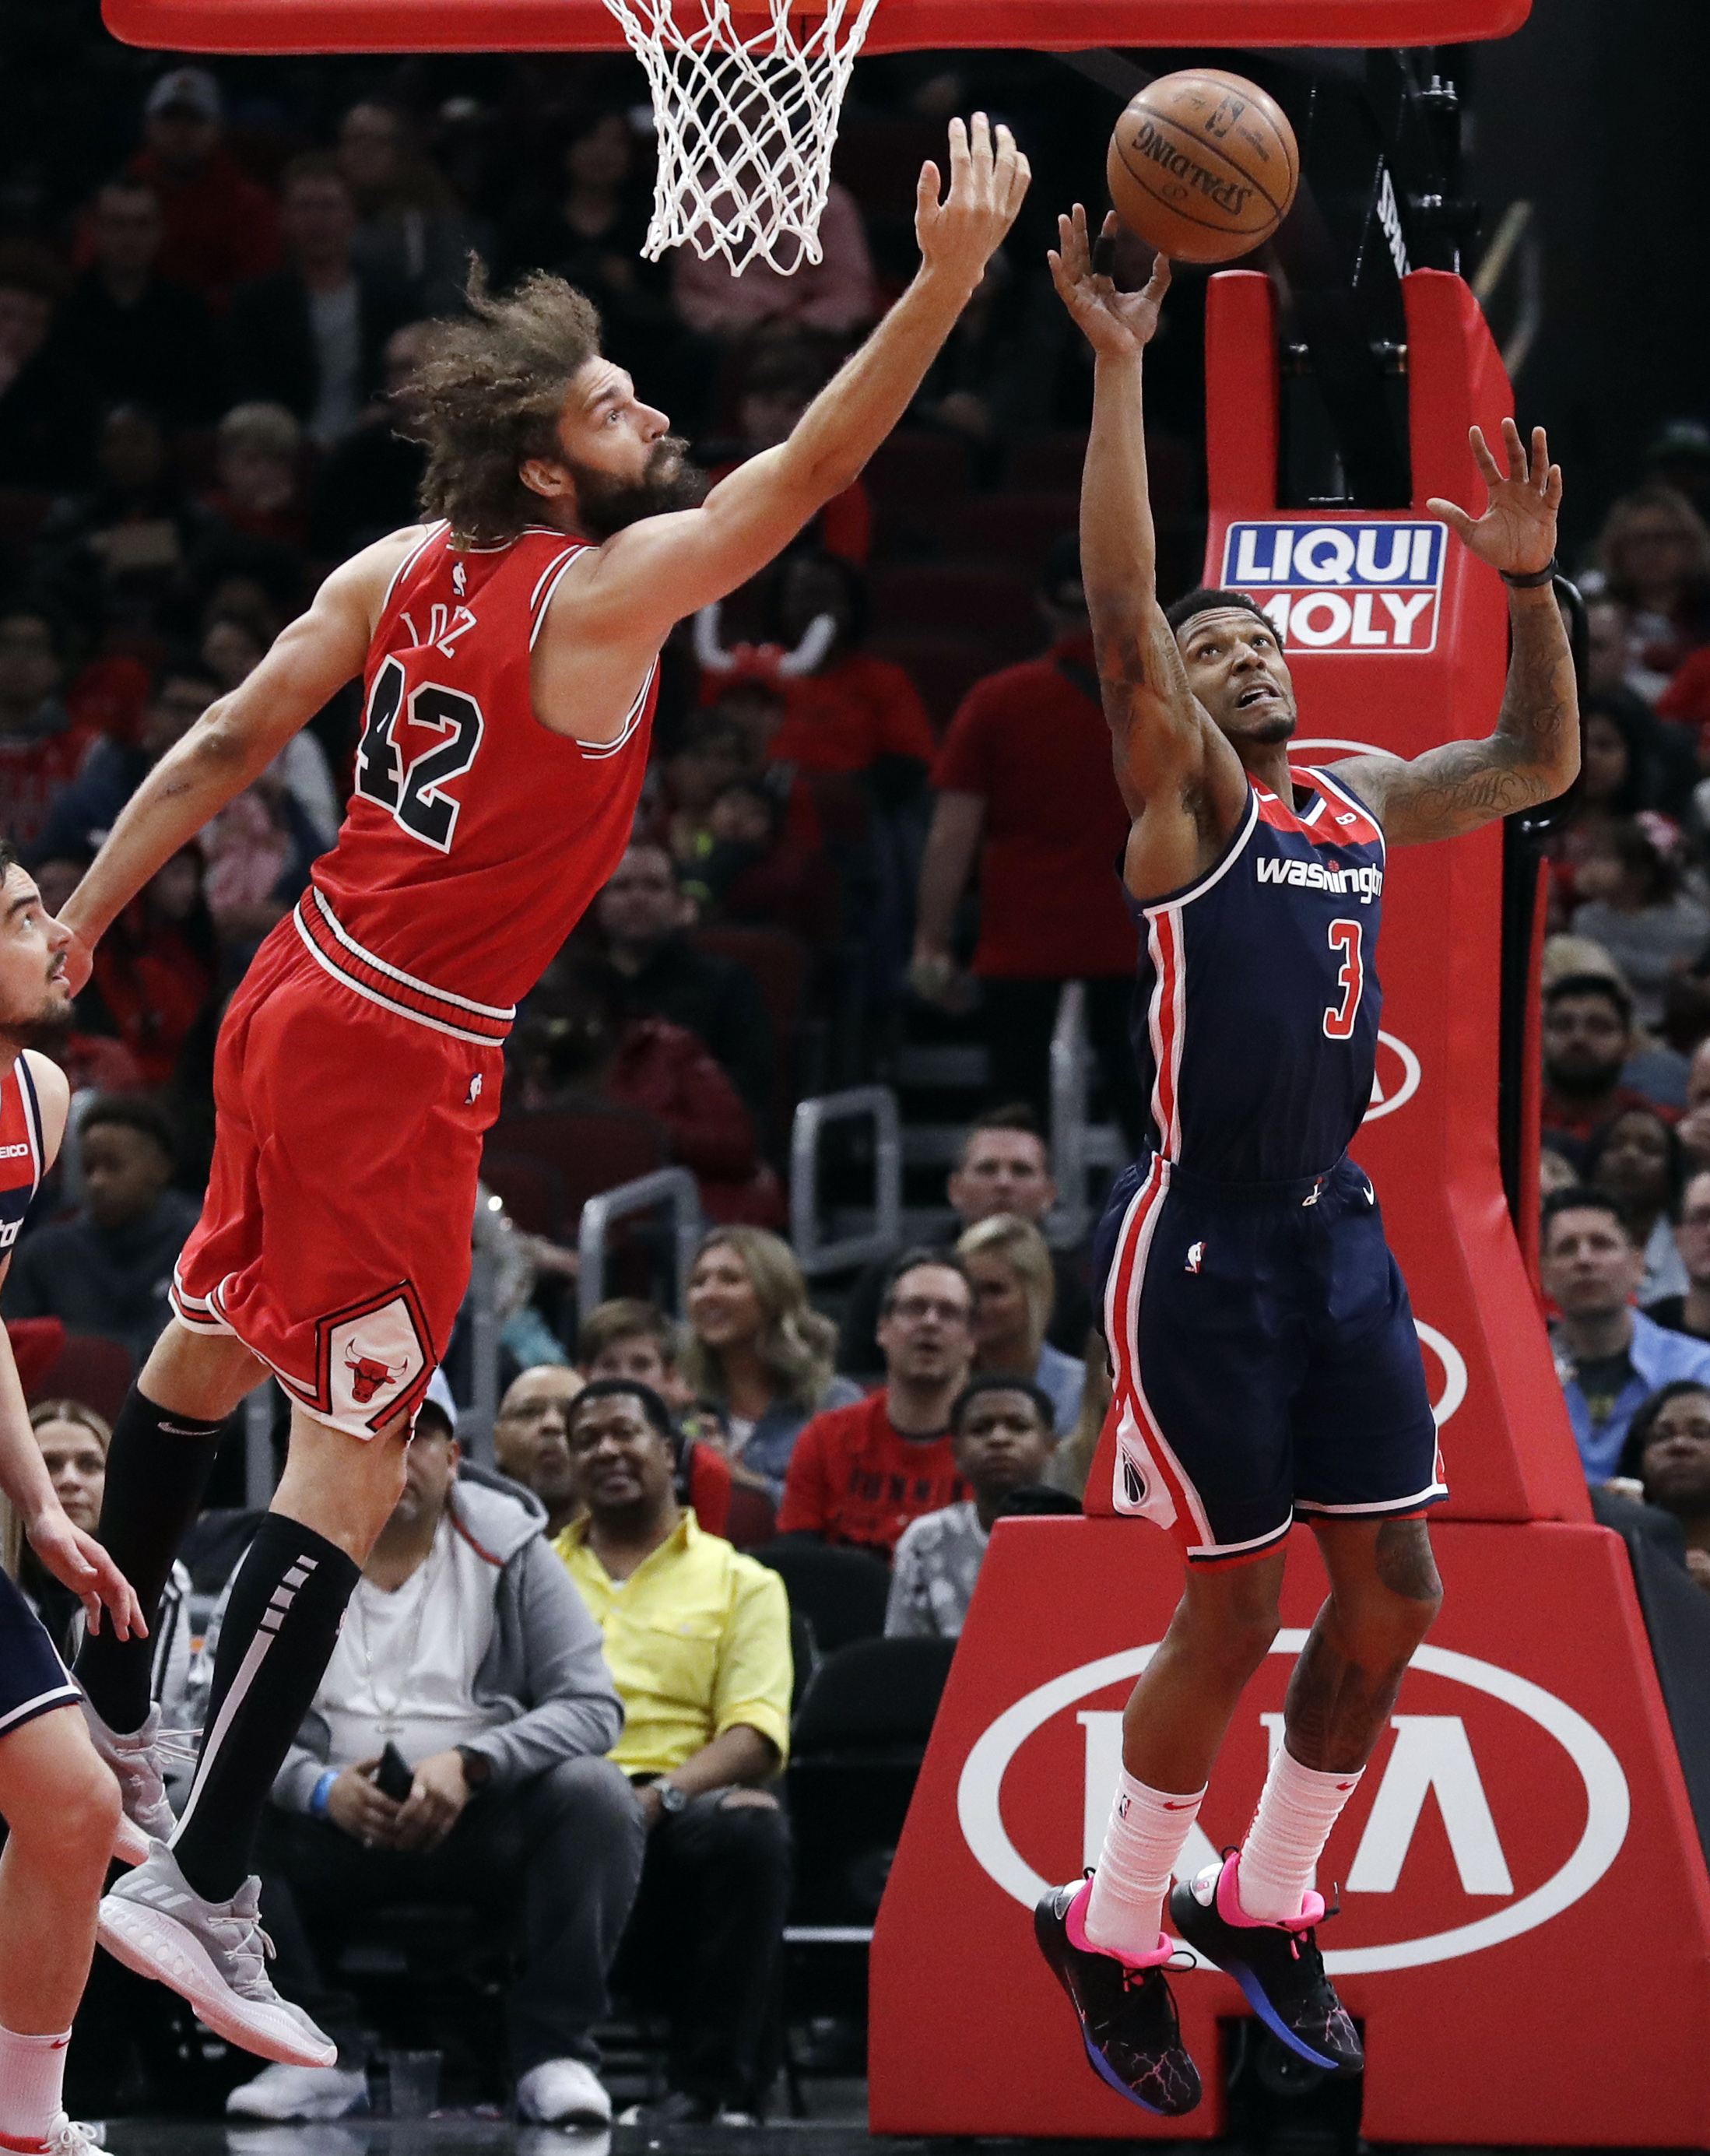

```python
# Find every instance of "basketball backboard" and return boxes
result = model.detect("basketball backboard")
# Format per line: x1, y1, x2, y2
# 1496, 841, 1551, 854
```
103, 0, 1529, 54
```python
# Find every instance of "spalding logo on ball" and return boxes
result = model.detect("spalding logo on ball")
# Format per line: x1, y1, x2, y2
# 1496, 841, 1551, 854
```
1108, 68, 1300, 263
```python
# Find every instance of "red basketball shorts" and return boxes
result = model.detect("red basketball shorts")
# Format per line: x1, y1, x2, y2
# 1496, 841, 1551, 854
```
171, 914, 505, 1437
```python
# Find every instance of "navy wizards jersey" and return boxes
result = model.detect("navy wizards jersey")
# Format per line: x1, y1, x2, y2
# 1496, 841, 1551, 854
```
1125, 764, 1385, 1185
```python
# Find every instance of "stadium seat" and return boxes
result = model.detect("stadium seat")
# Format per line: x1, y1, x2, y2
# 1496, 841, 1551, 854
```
864, 630, 993, 732
690, 922, 812, 1146
480, 1151, 566, 1239
482, 1104, 667, 1218
1007, 427, 1195, 519
723, 1480, 778, 1550
869, 561, 1042, 665
940, 489, 1079, 575
755, 1543, 891, 1650
785, 1636, 957, 1929
22, 1330, 132, 1424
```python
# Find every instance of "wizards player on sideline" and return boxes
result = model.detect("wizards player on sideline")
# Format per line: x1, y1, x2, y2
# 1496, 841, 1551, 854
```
49, 118, 1027, 2080
1031, 209, 1578, 2112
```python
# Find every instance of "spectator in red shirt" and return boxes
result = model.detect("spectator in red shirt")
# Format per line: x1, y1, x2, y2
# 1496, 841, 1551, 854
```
513, 960, 783, 1227
0, 607, 98, 853
673, 179, 875, 342
911, 535, 1143, 1143
778, 1249, 974, 1558
764, 553, 937, 785
127, 68, 281, 310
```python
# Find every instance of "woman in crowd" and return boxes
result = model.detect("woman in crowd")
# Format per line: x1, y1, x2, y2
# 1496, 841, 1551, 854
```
679, 1225, 862, 1503
5, 1403, 192, 1735
1547, 696, 1663, 924
956, 1213, 1084, 1434
83, 844, 219, 1087
1592, 483, 1710, 686
1585, 1105, 1690, 1306
1045, 1329, 1110, 1501
1616, 1379, 1710, 1592
1570, 820, 1710, 1031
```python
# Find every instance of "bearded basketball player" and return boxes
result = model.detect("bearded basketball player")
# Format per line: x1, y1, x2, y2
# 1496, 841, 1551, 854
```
50, 117, 1028, 2077
1031, 209, 1578, 2112
0, 843, 145, 2156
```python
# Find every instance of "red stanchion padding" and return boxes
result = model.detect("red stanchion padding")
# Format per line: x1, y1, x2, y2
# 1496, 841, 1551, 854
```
869, 1517, 1710, 2144
1084, 268, 1588, 1530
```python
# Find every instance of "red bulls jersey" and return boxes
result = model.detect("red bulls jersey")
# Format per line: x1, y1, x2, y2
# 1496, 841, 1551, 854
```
0, 1055, 47, 1259
1125, 764, 1386, 1185
305, 521, 658, 1041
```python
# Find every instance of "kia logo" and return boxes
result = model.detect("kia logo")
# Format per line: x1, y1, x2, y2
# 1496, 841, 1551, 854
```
1414, 1319, 1467, 1428
957, 1635, 1628, 1972
1365, 1030, 1420, 1122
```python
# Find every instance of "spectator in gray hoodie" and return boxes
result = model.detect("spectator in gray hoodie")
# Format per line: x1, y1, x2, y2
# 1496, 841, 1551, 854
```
219, 1397, 641, 2129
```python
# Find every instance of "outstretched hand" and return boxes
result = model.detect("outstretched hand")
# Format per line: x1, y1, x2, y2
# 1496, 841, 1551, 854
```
27, 1506, 145, 1640
1427, 419, 1561, 580
1048, 205, 1171, 356
915, 113, 1031, 288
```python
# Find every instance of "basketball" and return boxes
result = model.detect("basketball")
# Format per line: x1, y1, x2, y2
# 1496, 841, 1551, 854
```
1106, 68, 1299, 262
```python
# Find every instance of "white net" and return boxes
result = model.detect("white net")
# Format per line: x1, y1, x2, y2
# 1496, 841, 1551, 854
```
599, 0, 883, 276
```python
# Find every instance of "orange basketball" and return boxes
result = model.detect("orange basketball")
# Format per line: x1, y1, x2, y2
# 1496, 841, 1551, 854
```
1106, 68, 1299, 263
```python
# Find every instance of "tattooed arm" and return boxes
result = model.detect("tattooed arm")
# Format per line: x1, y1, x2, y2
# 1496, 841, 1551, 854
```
1048, 207, 1248, 897
1337, 420, 1579, 848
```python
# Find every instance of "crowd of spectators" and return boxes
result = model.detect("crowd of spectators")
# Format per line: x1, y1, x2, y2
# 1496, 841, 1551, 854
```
9, 20, 1710, 2130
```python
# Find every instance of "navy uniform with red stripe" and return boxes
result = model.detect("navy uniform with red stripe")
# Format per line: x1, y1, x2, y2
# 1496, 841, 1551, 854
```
1092, 764, 1445, 1566
0, 1056, 86, 1731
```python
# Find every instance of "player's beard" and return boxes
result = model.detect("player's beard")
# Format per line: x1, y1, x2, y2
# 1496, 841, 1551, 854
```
0, 978, 72, 1053
569, 437, 708, 538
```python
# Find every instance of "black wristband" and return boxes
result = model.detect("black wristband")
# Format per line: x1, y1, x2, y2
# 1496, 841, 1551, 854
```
1500, 557, 1559, 588
456, 1745, 491, 1789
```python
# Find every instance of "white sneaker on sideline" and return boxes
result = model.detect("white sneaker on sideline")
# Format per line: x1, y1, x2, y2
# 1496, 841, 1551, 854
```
97, 1845, 335, 2067
80, 1703, 195, 1866
225, 2062, 368, 2121
515, 2057, 613, 2126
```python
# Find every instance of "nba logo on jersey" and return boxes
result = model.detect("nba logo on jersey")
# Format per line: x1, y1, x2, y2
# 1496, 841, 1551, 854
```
1221, 521, 1445, 655
1185, 1240, 1204, 1273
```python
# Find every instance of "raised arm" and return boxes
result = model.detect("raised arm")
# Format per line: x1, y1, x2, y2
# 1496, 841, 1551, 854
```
1336, 420, 1579, 846
557, 116, 1028, 651
57, 531, 412, 985
1048, 209, 1248, 898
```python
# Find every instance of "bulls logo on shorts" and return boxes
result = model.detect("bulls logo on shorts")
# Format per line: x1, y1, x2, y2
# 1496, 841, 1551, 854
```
318, 1290, 430, 1434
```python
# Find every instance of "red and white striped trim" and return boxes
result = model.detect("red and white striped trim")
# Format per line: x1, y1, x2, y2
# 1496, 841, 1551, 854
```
380, 521, 448, 613
1103, 1157, 1216, 1552
293, 888, 513, 1045
1137, 791, 1259, 1165
168, 1262, 232, 1337
1143, 908, 1185, 1161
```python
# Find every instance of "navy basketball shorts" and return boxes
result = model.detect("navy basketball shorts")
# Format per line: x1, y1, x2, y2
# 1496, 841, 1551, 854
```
0, 1566, 82, 1736
1093, 1152, 1447, 1567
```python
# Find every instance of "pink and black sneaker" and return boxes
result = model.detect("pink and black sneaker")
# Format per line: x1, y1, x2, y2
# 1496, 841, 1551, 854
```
1169, 1852, 1363, 2076
1033, 1877, 1201, 2116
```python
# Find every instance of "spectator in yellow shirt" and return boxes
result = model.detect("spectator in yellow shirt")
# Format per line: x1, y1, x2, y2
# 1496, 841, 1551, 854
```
554, 1378, 792, 2126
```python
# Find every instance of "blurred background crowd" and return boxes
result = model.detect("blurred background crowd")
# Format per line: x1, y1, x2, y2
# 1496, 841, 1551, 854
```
5, 5, 1710, 2130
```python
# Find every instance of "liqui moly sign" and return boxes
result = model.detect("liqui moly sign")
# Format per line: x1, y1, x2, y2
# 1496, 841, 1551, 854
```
1221, 521, 1446, 654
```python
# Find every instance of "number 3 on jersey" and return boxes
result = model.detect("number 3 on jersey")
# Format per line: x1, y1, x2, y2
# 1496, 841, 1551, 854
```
356, 655, 484, 853
1323, 918, 1364, 1040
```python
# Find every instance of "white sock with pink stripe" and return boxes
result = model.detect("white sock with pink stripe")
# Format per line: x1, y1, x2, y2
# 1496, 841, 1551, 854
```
0, 2022, 71, 2151
1082, 1768, 1206, 1958
1237, 1744, 1364, 1922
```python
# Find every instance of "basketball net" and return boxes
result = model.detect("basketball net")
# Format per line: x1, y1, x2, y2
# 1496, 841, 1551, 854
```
599, 0, 882, 275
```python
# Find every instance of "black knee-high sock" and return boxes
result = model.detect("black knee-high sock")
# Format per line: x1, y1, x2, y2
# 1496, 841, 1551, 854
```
75, 1385, 226, 1734
170, 1515, 360, 1905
